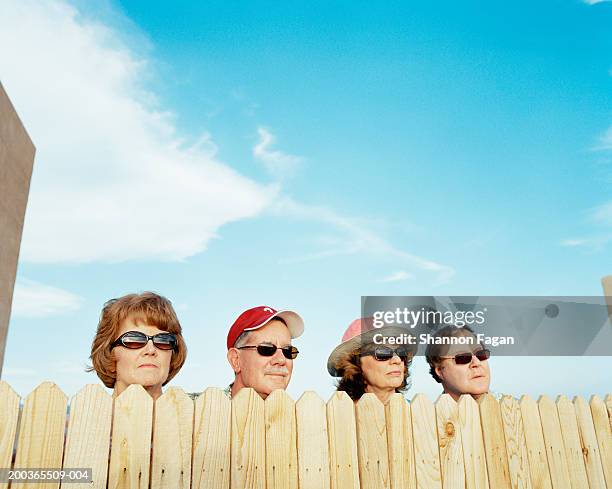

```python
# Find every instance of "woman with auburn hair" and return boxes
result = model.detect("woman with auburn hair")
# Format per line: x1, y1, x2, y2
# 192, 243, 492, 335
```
88, 291, 187, 400
327, 319, 416, 405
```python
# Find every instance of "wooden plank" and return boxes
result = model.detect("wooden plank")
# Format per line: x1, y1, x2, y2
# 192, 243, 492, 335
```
573, 396, 606, 489
519, 396, 553, 489
265, 390, 298, 489
478, 394, 511, 489
230, 388, 265, 489
355, 394, 390, 489
151, 387, 193, 489
326, 391, 359, 489
411, 394, 442, 489
192, 388, 231, 489
108, 384, 153, 489
13, 382, 67, 489
458, 395, 489, 489
590, 395, 612, 489
0, 381, 20, 486
499, 395, 532, 489
296, 391, 330, 489
538, 396, 571, 489
556, 396, 589, 489
435, 394, 465, 489
386, 393, 416, 489
62, 384, 112, 489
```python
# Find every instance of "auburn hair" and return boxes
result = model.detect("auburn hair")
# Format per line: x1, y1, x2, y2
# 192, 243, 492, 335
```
87, 292, 187, 388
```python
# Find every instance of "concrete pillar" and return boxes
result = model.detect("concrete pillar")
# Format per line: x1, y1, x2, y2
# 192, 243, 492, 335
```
0, 82, 35, 377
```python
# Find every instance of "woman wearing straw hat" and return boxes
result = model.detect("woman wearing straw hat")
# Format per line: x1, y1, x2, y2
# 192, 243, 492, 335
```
327, 318, 417, 404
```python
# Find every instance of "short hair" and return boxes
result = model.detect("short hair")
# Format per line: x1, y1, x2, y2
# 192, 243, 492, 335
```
87, 292, 187, 388
335, 346, 412, 401
425, 325, 476, 383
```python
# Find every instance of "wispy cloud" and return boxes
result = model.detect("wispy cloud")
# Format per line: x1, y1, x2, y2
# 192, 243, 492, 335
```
253, 127, 301, 180
583, 0, 611, 4
2, 367, 38, 377
273, 197, 455, 284
0, 0, 273, 263
561, 201, 612, 250
12, 279, 82, 318
381, 271, 414, 283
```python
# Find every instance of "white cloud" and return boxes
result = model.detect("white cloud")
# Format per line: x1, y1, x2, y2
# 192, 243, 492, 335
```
12, 279, 82, 318
273, 197, 455, 284
381, 271, 414, 283
0, 0, 274, 263
253, 127, 301, 179
583, 0, 611, 4
560, 238, 589, 247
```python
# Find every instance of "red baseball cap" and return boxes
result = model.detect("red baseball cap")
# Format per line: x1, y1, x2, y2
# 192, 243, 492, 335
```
227, 305, 304, 349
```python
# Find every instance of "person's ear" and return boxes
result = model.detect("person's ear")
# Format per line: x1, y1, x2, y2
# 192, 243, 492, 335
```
227, 348, 241, 374
435, 364, 445, 382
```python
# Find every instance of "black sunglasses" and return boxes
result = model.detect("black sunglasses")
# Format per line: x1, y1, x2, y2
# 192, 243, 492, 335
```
441, 349, 490, 365
362, 346, 413, 362
237, 343, 299, 360
111, 331, 178, 351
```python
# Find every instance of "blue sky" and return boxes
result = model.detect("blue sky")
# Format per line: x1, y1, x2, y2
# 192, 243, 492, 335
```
1, 0, 611, 400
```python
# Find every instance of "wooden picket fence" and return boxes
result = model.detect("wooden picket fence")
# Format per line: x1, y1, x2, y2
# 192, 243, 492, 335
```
0, 382, 610, 489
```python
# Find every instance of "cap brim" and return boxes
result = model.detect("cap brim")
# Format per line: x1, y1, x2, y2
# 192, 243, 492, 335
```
327, 326, 417, 377
244, 310, 304, 339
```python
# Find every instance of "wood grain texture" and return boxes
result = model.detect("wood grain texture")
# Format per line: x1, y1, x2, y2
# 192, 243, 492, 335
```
296, 391, 330, 489
500, 395, 532, 489
411, 394, 442, 489
265, 390, 298, 489
0, 381, 20, 485
537, 396, 571, 489
478, 394, 511, 489
458, 395, 489, 489
590, 395, 612, 489
107, 384, 153, 489
62, 384, 112, 489
230, 388, 265, 489
386, 394, 416, 489
519, 396, 553, 489
326, 391, 360, 489
573, 396, 606, 489
556, 396, 589, 489
151, 387, 193, 489
355, 394, 390, 489
435, 394, 465, 489
192, 388, 231, 489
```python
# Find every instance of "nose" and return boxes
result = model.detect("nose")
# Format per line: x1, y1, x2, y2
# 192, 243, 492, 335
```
470, 354, 482, 366
270, 348, 287, 365
142, 339, 157, 355
389, 353, 402, 365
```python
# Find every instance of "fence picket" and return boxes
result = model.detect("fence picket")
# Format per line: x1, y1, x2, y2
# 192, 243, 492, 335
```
458, 395, 489, 489
538, 396, 571, 489
479, 394, 511, 489
573, 396, 607, 489
62, 384, 112, 489
590, 395, 612, 489
13, 382, 67, 489
231, 388, 265, 489
108, 384, 153, 489
556, 396, 589, 489
355, 394, 390, 489
386, 394, 416, 489
192, 388, 231, 489
0, 381, 20, 486
327, 391, 359, 489
296, 391, 330, 489
151, 387, 193, 489
500, 395, 532, 489
411, 394, 442, 489
265, 390, 297, 489
519, 395, 553, 489
435, 394, 465, 489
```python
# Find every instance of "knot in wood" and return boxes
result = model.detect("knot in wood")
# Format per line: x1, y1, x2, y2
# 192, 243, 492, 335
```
445, 422, 455, 437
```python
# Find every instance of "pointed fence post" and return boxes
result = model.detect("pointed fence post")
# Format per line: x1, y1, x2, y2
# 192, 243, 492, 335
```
411, 394, 442, 489
435, 394, 465, 489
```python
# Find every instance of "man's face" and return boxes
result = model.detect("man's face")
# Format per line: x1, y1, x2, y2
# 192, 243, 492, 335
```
435, 344, 491, 401
232, 320, 293, 398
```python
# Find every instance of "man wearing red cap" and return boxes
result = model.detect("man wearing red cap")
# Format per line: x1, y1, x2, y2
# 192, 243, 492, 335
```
226, 306, 304, 399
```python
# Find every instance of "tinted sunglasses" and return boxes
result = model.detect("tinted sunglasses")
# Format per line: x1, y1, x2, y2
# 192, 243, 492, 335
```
362, 346, 413, 362
237, 343, 299, 360
111, 331, 178, 351
441, 349, 490, 365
